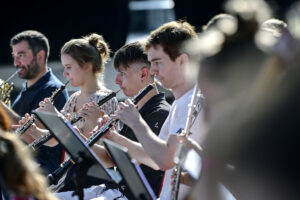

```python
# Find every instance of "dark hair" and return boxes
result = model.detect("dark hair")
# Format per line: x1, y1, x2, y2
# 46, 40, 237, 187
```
113, 41, 150, 70
145, 20, 198, 61
198, 14, 261, 84
10, 30, 50, 64
61, 33, 110, 74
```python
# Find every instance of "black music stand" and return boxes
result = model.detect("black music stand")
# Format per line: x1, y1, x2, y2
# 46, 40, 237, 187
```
33, 111, 120, 200
102, 139, 157, 200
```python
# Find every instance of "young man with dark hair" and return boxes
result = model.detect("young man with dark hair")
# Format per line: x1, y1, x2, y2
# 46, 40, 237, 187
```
113, 41, 170, 197
109, 21, 207, 199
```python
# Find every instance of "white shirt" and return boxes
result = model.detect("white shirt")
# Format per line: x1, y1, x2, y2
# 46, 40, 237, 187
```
158, 87, 207, 200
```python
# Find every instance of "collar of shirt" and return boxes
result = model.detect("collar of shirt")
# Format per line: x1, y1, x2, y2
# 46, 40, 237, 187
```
21, 68, 53, 92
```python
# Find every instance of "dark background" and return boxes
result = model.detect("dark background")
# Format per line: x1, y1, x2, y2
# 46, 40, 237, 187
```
0, 0, 295, 66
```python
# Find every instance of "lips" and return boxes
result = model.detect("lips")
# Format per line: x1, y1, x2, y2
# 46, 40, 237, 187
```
17, 67, 25, 73
155, 76, 163, 81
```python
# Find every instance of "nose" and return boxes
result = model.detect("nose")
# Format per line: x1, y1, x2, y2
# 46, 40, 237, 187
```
13, 57, 20, 67
63, 69, 68, 78
115, 73, 122, 86
150, 63, 158, 76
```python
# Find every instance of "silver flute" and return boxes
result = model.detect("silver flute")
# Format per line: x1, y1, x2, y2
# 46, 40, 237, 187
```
171, 84, 202, 200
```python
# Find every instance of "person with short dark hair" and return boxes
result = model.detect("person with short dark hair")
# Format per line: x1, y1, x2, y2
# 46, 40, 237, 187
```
110, 20, 207, 200
110, 41, 169, 197
0, 30, 69, 174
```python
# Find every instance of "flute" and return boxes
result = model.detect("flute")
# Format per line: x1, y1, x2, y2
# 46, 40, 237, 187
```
171, 84, 202, 200
69, 89, 121, 124
15, 81, 69, 136
48, 82, 156, 186
29, 89, 121, 150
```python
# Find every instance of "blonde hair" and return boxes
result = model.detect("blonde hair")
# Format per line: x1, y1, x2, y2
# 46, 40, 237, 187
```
0, 131, 57, 200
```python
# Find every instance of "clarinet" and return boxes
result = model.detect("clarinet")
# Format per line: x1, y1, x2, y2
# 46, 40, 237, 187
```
15, 81, 69, 136
48, 82, 156, 186
27, 131, 54, 151
69, 89, 121, 125
29, 89, 121, 150
171, 84, 202, 200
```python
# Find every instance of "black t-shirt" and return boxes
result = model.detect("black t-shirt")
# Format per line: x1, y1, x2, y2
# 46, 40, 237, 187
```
56, 93, 170, 196
12, 68, 69, 174
119, 93, 170, 197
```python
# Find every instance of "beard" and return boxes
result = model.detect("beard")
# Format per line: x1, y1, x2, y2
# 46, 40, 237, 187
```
18, 57, 41, 80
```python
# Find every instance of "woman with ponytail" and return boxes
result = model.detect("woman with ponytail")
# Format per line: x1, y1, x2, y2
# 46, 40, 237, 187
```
20, 33, 118, 144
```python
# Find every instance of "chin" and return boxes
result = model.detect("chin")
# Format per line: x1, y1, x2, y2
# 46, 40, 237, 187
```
70, 81, 79, 87
124, 91, 135, 97
124, 92, 132, 97
160, 81, 170, 89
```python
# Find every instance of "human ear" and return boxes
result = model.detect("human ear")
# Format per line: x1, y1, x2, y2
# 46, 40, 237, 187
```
179, 53, 189, 66
140, 67, 150, 82
36, 50, 45, 64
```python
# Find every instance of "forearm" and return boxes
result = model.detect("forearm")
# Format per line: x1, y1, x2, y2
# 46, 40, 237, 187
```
0, 101, 21, 124
110, 132, 160, 170
92, 144, 115, 168
186, 137, 203, 155
129, 116, 176, 170
27, 127, 58, 147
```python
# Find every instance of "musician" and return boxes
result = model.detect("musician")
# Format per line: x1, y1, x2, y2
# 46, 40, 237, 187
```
21, 33, 118, 162
55, 41, 170, 199
0, 30, 69, 174
37, 33, 118, 134
109, 21, 208, 200
103, 41, 169, 196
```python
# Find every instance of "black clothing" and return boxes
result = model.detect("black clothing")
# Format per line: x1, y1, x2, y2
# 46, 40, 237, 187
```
119, 93, 170, 197
12, 68, 69, 174
56, 93, 170, 198
12, 68, 68, 116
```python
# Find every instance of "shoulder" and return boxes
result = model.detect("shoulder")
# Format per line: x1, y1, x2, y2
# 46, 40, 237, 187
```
143, 97, 170, 125
46, 70, 64, 86
92, 90, 118, 104
146, 93, 170, 112
93, 89, 112, 99
68, 91, 80, 100
92, 89, 118, 114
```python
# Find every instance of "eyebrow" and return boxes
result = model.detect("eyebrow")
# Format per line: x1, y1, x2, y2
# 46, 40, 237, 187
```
149, 58, 161, 62
11, 51, 25, 57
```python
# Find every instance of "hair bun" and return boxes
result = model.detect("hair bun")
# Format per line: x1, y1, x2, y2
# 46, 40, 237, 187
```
84, 33, 110, 64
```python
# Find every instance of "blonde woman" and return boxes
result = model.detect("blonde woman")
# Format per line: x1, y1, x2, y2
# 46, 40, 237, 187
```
20, 33, 118, 146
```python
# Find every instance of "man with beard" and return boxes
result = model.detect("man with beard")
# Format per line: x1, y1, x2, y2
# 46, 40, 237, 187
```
0, 30, 69, 174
